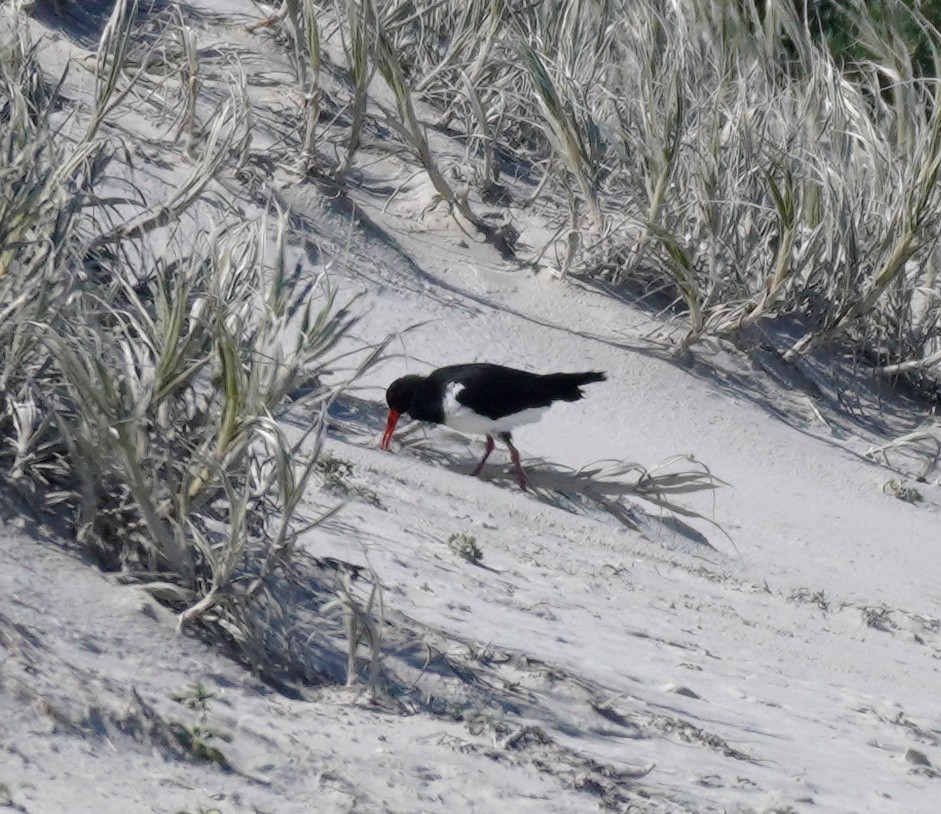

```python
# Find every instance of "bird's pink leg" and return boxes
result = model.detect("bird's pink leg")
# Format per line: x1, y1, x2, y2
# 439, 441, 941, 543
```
501, 432, 529, 490
471, 435, 495, 476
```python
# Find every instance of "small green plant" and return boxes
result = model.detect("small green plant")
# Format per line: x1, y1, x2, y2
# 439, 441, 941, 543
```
317, 453, 355, 491
171, 682, 217, 712
787, 587, 830, 612
883, 478, 924, 504
446, 532, 483, 563
316, 452, 383, 507
169, 722, 232, 767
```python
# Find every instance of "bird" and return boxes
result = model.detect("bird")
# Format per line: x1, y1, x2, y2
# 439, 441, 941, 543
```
379, 363, 606, 489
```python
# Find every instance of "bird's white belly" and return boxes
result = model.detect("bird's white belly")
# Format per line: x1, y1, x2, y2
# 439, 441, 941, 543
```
442, 384, 547, 435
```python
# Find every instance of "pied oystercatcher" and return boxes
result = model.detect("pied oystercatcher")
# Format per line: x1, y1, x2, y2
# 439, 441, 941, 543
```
379, 363, 606, 489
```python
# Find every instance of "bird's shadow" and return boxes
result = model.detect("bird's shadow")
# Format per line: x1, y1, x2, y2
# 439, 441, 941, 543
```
326, 395, 722, 552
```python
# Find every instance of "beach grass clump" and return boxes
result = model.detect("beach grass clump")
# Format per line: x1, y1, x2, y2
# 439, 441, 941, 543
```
0, 2, 366, 660
285, 0, 941, 397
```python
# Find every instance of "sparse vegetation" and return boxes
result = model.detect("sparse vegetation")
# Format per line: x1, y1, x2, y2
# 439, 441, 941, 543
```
861, 603, 898, 632
316, 452, 383, 507
866, 428, 941, 481
170, 677, 231, 768
883, 478, 925, 503
168, 721, 232, 767
320, 570, 384, 699
5, 8, 941, 811
788, 587, 830, 612
447, 532, 483, 563
0, 2, 379, 671
171, 682, 218, 712
316, 453, 356, 491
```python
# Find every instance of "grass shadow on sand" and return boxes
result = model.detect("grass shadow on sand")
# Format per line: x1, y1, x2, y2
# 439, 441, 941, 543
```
27, 0, 176, 45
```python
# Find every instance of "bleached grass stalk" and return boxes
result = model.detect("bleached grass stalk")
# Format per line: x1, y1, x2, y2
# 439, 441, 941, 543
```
0, 32, 104, 282
372, 30, 460, 202
372, 26, 514, 256
172, 6, 200, 151
336, 0, 373, 174
278, 0, 308, 83
710, 165, 801, 332
866, 428, 941, 481
459, 70, 501, 194
642, 82, 685, 233
646, 224, 703, 340
297, 0, 323, 167
519, 41, 603, 236
253, 0, 321, 169
85, 0, 151, 140
320, 571, 384, 700
90, 83, 252, 249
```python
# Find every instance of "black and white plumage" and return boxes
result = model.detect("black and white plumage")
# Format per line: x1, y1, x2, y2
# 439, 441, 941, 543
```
379, 363, 606, 489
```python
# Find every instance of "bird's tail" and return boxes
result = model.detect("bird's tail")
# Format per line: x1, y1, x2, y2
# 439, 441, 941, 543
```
540, 371, 607, 401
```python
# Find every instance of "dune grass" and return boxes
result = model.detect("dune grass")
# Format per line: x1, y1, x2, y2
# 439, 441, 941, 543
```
0, 2, 376, 668
251, 0, 941, 398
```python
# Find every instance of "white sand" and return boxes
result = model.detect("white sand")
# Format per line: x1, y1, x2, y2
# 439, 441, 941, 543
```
2, 2, 939, 812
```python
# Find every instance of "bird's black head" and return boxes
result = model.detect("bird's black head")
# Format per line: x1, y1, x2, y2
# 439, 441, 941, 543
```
385, 375, 423, 415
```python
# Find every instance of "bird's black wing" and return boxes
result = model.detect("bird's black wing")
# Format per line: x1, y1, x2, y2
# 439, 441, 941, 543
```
432, 364, 557, 420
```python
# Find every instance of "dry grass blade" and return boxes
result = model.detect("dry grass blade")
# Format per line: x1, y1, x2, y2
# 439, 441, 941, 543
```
90, 87, 251, 249
866, 428, 941, 481
0, 35, 103, 282
518, 40, 603, 235
337, 0, 374, 173
561, 454, 722, 507
402, 430, 724, 535
645, 223, 703, 340
85, 0, 147, 139
320, 570, 384, 701
371, 22, 514, 257
297, 0, 322, 166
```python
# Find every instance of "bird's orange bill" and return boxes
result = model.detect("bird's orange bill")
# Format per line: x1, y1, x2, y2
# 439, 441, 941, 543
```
380, 410, 400, 450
